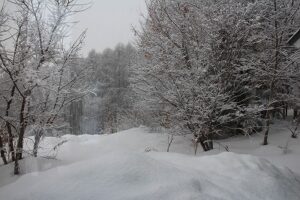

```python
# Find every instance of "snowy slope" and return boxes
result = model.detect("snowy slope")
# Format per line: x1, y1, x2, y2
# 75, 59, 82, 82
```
0, 127, 299, 200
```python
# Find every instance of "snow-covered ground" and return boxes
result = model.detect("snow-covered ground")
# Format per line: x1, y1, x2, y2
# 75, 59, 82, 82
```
0, 125, 299, 200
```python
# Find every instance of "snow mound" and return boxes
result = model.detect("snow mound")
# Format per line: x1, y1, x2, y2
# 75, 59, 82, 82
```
0, 152, 299, 200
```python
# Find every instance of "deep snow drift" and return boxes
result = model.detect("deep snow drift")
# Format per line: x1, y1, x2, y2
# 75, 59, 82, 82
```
0, 127, 300, 200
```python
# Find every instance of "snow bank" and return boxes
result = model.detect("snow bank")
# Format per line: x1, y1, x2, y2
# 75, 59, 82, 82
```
0, 127, 299, 200
0, 154, 300, 199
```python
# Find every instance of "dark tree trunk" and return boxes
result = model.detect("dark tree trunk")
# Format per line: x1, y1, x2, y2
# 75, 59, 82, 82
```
16, 123, 26, 161
199, 140, 207, 152
263, 117, 270, 145
6, 123, 15, 162
294, 109, 298, 120
263, 0, 278, 146
208, 140, 213, 150
14, 97, 27, 175
33, 128, 44, 157
0, 136, 8, 165
199, 136, 213, 152
5, 86, 16, 162
14, 155, 20, 175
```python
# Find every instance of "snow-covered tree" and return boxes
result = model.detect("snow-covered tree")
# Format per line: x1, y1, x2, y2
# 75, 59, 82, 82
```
247, 0, 300, 145
132, 0, 300, 151
0, 0, 89, 174
133, 0, 259, 151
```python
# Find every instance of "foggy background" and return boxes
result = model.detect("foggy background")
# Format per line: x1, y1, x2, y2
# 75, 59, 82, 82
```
72, 0, 146, 56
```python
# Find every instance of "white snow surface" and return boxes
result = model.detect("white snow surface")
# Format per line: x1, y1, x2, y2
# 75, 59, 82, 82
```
0, 126, 300, 200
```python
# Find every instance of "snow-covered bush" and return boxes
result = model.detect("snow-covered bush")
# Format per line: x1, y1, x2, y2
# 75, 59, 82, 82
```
132, 0, 268, 151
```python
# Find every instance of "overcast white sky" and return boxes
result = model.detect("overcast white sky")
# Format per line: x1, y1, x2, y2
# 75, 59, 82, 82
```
73, 0, 146, 56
